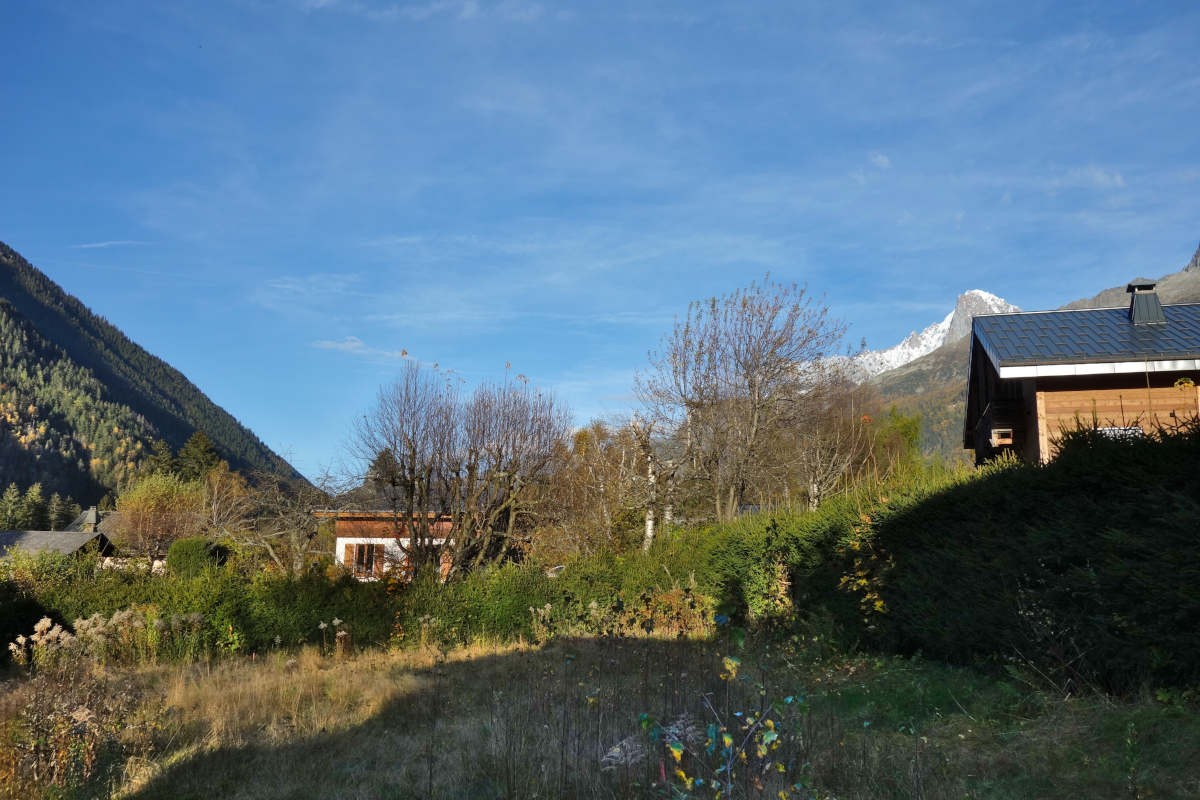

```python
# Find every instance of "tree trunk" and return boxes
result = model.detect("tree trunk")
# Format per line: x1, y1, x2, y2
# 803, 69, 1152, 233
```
643, 455, 657, 551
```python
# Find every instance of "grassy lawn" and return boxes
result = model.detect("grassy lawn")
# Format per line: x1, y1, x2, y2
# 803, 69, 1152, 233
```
7, 634, 1196, 799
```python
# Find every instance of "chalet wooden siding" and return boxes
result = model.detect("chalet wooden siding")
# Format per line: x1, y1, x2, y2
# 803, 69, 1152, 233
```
1035, 377, 1200, 461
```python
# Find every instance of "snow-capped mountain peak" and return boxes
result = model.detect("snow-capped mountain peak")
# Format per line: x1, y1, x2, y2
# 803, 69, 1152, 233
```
851, 289, 1019, 377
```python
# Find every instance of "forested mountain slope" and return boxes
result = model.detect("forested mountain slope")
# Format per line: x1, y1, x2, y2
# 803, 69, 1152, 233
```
0, 241, 301, 501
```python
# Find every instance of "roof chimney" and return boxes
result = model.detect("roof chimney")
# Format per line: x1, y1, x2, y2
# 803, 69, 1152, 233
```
1127, 280, 1165, 326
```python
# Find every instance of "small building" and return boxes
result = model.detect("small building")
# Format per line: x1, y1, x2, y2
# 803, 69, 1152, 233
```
66, 506, 107, 533
314, 510, 453, 580
0, 530, 114, 559
964, 281, 1200, 463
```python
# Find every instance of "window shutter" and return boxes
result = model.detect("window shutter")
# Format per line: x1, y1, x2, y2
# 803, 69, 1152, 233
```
343, 543, 353, 567
374, 544, 385, 575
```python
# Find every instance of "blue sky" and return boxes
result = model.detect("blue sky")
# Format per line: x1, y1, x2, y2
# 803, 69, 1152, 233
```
3, 1, 1199, 480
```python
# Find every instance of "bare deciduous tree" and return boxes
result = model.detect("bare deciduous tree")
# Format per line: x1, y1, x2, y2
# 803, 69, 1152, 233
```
531, 420, 648, 560
199, 461, 253, 537
636, 276, 849, 521
785, 372, 877, 510
353, 362, 458, 573
353, 362, 571, 576
237, 474, 334, 576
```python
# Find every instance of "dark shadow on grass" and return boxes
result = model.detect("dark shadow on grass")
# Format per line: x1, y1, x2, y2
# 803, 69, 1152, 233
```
126, 636, 754, 800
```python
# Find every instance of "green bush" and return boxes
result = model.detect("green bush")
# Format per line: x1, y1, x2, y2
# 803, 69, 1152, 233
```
391, 562, 554, 647
166, 536, 219, 578
243, 570, 393, 649
841, 426, 1200, 692
456, 561, 554, 641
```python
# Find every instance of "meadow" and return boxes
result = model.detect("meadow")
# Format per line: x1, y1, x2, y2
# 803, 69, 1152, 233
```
7, 630, 1200, 799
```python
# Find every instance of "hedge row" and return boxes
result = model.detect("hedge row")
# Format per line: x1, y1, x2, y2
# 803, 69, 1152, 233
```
841, 426, 1200, 691
6, 426, 1198, 694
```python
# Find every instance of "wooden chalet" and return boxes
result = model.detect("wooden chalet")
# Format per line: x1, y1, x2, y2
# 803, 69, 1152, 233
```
314, 510, 453, 580
965, 281, 1200, 463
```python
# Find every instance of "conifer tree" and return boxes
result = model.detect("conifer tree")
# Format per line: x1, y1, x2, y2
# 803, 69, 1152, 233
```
47, 492, 66, 530
145, 438, 177, 475
178, 431, 221, 481
21, 483, 48, 529
0, 483, 23, 529
63, 499, 82, 529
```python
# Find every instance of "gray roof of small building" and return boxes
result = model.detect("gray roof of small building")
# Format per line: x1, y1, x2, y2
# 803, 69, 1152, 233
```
973, 303, 1200, 367
66, 507, 101, 531
0, 530, 107, 558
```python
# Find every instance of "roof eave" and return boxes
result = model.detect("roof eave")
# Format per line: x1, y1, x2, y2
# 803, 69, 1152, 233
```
997, 358, 1200, 379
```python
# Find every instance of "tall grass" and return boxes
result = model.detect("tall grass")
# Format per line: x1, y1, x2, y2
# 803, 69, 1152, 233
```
8, 635, 1198, 799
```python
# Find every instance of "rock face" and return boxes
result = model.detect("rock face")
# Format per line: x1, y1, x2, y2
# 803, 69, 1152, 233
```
851, 289, 1019, 378
1066, 244, 1200, 310
946, 290, 1020, 343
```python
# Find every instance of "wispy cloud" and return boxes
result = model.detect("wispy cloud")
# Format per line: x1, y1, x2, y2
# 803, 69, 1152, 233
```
869, 152, 891, 169
252, 273, 371, 322
301, 0, 544, 23
312, 335, 409, 360
1053, 165, 1126, 190
70, 240, 151, 249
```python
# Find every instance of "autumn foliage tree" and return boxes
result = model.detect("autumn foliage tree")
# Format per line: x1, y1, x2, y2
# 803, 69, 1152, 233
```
112, 447, 254, 557
531, 421, 648, 561
113, 471, 204, 557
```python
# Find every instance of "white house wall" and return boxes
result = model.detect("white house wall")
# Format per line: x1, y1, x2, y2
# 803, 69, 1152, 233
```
334, 537, 449, 568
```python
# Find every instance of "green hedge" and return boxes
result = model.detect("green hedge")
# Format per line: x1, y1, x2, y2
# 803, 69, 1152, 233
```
8, 430, 1195, 694
1, 552, 395, 658
166, 537, 222, 578
845, 427, 1200, 691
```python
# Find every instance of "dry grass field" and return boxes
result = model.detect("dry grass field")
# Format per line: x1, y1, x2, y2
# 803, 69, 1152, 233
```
6, 633, 1200, 799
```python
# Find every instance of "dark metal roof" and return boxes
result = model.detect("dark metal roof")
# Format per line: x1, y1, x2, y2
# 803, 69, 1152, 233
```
0, 531, 107, 558
973, 303, 1200, 367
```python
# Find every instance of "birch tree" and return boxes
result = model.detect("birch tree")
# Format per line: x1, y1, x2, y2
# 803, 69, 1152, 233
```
532, 420, 651, 560
630, 416, 679, 550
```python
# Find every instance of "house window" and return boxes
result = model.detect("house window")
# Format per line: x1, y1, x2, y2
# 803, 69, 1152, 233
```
990, 427, 1014, 447
349, 543, 385, 577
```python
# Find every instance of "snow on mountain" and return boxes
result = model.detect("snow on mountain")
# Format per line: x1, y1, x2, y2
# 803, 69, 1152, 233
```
849, 289, 1019, 378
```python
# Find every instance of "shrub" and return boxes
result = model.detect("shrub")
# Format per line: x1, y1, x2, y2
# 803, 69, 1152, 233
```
166, 536, 219, 578
840, 426, 1200, 692
243, 570, 393, 650
1, 614, 162, 797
